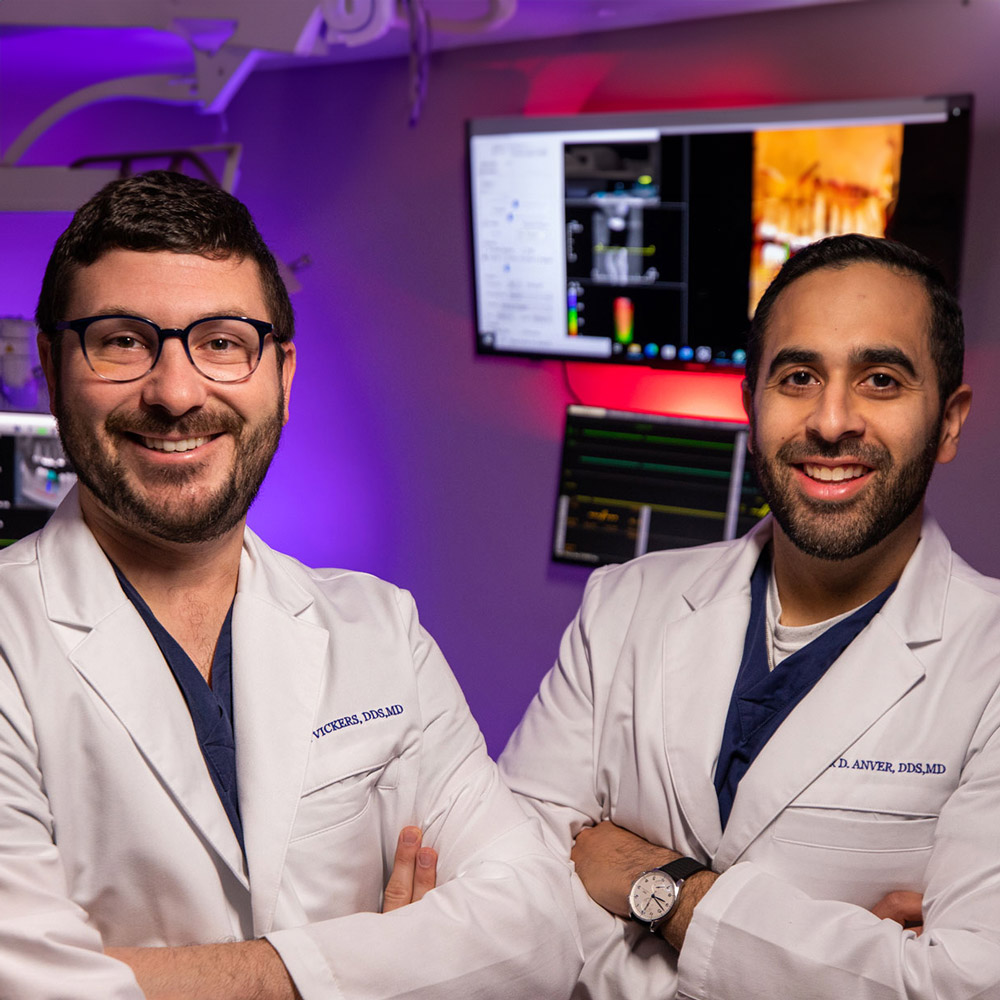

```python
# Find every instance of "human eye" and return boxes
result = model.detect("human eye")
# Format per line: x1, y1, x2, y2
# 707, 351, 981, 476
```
105, 333, 145, 351
204, 335, 240, 353
778, 368, 819, 390
189, 320, 258, 375
862, 371, 900, 393
87, 319, 155, 355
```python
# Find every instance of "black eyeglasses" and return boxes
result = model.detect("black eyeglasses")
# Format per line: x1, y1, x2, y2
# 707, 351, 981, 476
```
54, 314, 277, 383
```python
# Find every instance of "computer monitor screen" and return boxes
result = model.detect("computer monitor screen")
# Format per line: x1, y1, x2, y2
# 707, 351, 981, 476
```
0, 410, 75, 546
470, 95, 970, 372
553, 406, 767, 565
1, 316, 75, 546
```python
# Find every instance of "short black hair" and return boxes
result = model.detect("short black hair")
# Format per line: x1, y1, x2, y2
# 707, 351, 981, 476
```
746, 234, 963, 403
36, 170, 294, 361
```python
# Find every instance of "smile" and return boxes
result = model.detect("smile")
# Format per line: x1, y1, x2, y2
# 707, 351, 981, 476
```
140, 435, 211, 454
802, 463, 869, 482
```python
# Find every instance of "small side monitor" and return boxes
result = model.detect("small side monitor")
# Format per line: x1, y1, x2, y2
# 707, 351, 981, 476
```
0, 411, 75, 547
553, 405, 767, 565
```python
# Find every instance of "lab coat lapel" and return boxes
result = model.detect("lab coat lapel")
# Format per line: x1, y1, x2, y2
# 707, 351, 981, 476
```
714, 521, 951, 869
661, 524, 771, 860
38, 494, 249, 887
232, 533, 327, 935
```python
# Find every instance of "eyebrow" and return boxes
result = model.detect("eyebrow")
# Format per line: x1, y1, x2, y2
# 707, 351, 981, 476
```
82, 307, 257, 323
766, 344, 919, 380
850, 345, 918, 379
766, 347, 821, 380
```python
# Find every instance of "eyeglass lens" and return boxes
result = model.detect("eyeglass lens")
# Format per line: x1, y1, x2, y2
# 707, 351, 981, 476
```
83, 318, 262, 382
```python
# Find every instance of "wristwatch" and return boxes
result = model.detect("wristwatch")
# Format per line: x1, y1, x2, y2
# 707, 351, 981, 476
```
628, 856, 707, 933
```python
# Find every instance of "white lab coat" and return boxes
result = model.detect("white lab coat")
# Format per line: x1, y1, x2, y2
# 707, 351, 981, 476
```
499, 514, 1000, 999
0, 491, 581, 1000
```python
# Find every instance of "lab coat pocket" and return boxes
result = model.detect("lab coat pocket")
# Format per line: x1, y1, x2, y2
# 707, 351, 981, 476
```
767, 807, 937, 909
285, 757, 402, 918
291, 756, 400, 842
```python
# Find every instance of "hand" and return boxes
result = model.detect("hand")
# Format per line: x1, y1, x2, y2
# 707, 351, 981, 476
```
571, 820, 679, 918
871, 890, 923, 935
571, 821, 716, 951
383, 826, 438, 912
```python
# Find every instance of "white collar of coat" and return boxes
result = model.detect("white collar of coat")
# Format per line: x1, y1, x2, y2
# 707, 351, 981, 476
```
35, 484, 315, 629
681, 510, 954, 647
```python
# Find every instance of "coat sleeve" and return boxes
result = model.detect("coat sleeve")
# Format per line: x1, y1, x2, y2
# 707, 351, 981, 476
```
265, 587, 583, 1000
0, 655, 146, 1000
498, 567, 684, 1000
677, 710, 1000, 1000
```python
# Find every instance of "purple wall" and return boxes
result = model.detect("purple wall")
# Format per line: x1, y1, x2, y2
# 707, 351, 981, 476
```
3, 0, 1000, 752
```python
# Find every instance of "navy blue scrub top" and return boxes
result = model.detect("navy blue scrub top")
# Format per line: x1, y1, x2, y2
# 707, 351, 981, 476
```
113, 565, 245, 856
714, 548, 896, 829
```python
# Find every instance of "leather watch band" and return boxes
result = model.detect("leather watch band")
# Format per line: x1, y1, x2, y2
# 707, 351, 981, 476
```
659, 856, 707, 881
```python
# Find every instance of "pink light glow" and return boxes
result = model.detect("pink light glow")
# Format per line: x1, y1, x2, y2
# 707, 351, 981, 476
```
564, 363, 748, 422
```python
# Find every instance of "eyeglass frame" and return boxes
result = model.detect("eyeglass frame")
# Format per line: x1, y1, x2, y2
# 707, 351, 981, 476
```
53, 313, 280, 384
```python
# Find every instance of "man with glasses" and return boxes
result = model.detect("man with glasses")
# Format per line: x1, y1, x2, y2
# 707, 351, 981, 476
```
0, 171, 580, 1000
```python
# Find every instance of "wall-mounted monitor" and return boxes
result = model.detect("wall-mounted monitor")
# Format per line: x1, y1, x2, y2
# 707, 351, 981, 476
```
553, 406, 767, 566
0, 411, 75, 547
470, 95, 971, 373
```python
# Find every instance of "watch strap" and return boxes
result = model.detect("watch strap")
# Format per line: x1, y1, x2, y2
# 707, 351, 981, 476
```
657, 856, 707, 881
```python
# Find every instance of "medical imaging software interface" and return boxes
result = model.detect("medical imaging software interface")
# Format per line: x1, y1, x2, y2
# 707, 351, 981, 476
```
471, 97, 970, 371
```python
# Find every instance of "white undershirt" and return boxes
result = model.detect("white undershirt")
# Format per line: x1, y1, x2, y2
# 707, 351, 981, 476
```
765, 570, 859, 670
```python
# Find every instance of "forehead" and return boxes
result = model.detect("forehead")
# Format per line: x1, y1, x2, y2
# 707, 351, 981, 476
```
66, 249, 268, 321
761, 261, 933, 368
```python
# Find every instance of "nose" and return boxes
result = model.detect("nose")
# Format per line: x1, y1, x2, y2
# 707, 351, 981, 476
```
805, 378, 866, 443
139, 337, 208, 416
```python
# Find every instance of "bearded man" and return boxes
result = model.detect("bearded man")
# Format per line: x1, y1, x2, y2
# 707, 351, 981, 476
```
500, 234, 1000, 999
0, 171, 580, 1000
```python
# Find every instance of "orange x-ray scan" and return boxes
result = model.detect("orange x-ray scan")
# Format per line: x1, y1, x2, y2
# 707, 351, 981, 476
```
751, 124, 903, 312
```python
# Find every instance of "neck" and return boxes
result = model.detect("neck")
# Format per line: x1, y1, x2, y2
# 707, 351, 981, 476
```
78, 486, 243, 615
771, 505, 923, 626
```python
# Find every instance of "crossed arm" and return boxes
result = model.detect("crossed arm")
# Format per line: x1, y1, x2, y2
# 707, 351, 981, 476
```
106, 828, 439, 1000
569, 820, 923, 953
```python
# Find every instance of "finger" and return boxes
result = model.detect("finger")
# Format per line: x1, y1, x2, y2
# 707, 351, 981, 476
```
870, 890, 923, 929
411, 846, 438, 903
383, 826, 422, 913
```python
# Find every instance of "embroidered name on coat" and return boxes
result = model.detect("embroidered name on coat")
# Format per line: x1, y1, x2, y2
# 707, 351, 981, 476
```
313, 703, 404, 740
829, 757, 946, 775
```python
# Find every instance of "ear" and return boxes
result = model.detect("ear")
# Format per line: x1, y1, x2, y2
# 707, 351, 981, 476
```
935, 383, 972, 465
279, 340, 296, 425
741, 378, 755, 451
36, 332, 58, 415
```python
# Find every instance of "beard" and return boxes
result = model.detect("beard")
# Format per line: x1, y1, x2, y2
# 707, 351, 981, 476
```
54, 391, 284, 545
751, 425, 941, 562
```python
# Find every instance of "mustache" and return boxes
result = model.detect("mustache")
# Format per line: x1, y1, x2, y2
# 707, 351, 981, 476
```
773, 436, 892, 468
105, 410, 244, 438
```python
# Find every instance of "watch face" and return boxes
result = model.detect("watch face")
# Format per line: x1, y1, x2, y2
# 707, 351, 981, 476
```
629, 871, 677, 922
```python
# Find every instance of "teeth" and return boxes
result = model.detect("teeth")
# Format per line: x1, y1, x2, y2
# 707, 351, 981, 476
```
803, 463, 867, 482
141, 436, 209, 454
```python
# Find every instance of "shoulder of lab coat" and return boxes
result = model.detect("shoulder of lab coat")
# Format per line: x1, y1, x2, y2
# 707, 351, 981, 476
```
0, 490, 149, 999
499, 518, 771, 999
